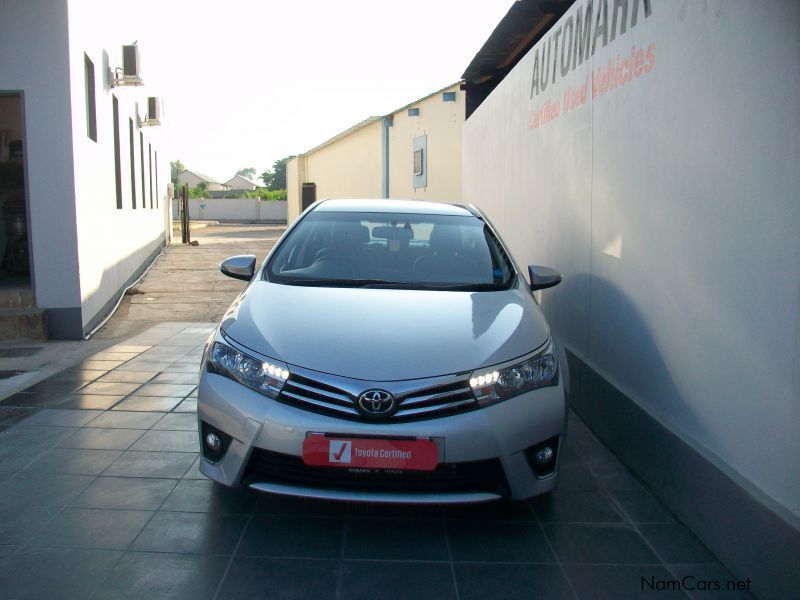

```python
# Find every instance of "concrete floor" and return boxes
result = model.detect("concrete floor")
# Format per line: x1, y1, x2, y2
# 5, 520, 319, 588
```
0, 225, 753, 598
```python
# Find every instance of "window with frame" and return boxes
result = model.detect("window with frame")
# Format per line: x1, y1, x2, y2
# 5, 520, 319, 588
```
84, 54, 97, 141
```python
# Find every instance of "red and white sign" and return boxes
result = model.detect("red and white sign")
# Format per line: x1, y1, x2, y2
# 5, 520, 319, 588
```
302, 435, 438, 471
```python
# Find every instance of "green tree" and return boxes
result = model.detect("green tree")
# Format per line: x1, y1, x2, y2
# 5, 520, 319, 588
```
259, 156, 291, 191
170, 159, 185, 184
236, 167, 256, 180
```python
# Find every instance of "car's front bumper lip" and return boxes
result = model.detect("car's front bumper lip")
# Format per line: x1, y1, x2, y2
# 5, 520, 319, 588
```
197, 367, 566, 502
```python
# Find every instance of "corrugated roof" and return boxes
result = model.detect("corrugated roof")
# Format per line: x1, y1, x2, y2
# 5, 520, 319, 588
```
462, 0, 573, 84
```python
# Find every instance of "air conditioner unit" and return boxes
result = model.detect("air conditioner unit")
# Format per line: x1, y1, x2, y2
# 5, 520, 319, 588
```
113, 44, 143, 86
143, 96, 161, 126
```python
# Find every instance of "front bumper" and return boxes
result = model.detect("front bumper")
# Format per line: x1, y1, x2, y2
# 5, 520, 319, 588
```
197, 367, 567, 503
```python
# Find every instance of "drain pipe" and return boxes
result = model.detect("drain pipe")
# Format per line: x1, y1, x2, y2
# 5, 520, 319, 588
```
381, 115, 393, 198
83, 245, 167, 340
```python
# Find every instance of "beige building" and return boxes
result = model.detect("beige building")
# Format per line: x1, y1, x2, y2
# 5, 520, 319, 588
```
287, 83, 463, 222
177, 169, 227, 191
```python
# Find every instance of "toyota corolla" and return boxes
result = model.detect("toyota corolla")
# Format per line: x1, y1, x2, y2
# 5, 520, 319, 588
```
198, 199, 567, 503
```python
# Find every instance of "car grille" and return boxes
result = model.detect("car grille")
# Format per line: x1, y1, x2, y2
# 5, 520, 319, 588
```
277, 370, 478, 422
242, 448, 511, 496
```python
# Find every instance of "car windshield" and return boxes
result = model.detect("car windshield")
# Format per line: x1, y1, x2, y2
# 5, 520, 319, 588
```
265, 211, 515, 291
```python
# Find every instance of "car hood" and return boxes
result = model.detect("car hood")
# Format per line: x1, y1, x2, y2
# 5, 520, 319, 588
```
221, 281, 550, 381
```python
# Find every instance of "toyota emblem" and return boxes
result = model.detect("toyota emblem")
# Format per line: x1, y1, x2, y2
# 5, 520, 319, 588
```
357, 389, 396, 417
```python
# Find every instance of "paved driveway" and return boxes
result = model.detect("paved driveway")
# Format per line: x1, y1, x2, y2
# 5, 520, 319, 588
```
0, 324, 747, 599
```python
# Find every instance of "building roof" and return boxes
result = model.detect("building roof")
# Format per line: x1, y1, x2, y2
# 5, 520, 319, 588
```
225, 174, 258, 187
461, 0, 573, 85
299, 82, 462, 157
179, 169, 222, 185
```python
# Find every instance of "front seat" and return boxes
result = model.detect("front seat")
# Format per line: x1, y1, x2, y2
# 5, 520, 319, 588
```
413, 225, 478, 280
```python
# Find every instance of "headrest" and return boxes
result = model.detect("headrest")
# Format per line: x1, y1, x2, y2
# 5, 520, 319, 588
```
429, 225, 461, 254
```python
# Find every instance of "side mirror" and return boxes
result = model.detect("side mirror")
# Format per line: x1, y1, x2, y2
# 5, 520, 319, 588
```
220, 255, 257, 281
528, 265, 562, 291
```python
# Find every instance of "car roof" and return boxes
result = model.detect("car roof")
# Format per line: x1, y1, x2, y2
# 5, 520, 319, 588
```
314, 199, 476, 217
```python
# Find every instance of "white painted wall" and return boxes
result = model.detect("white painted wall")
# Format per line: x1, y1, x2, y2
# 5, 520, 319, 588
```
463, 0, 800, 519
67, 1, 169, 329
0, 0, 82, 310
171, 198, 287, 222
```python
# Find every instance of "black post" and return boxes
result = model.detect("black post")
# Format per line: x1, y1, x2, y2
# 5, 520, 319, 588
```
180, 184, 190, 244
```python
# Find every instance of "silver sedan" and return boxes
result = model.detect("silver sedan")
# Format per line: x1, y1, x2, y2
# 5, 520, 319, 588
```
197, 199, 567, 504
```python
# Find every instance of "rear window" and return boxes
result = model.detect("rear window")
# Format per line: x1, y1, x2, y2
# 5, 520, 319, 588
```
265, 211, 515, 291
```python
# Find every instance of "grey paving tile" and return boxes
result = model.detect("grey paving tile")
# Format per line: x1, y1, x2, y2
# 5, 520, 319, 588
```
79, 381, 142, 396
557, 462, 601, 490
131, 510, 248, 554
165, 363, 201, 374
345, 518, 448, 560
446, 520, 555, 563
0, 505, 55, 544
150, 372, 199, 385
153, 413, 198, 431
75, 360, 124, 371
86, 411, 164, 429
219, 556, 338, 599
0, 546, 122, 599
173, 398, 197, 413
105, 345, 152, 353
115, 360, 171, 372
58, 427, 144, 450
531, 489, 624, 523
0, 391, 71, 408
130, 430, 198, 452
588, 461, 646, 491
0, 406, 36, 432
132, 383, 197, 398
340, 560, 456, 600
88, 352, 139, 362
95, 551, 227, 599
543, 523, 660, 565
454, 563, 573, 600
440, 499, 534, 521
112, 396, 182, 412
26, 448, 122, 475
160, 479, 257, 513
17, 408, 103, 427
238, 515, 344, 558
57, 394, 125, 410
0, 425, 77, 455
565, 564, 690, 599
640, 523, 717, 564
103, 451, 197, 478
183, 456, 205, 479
0, 472, 94, 507
72, 476, 178, 510
29, 507, 152, 550
610, 489, 676, 524
97, 370, 158, 383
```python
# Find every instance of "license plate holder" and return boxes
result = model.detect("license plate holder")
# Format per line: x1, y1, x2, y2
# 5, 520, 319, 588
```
302, 434, 439, 472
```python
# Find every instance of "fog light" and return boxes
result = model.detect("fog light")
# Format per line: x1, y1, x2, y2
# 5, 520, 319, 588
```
205, 432, 222, 451
535, 446, 554, 464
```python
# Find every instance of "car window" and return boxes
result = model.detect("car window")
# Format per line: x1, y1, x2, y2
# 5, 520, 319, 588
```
265, 211, 514, 291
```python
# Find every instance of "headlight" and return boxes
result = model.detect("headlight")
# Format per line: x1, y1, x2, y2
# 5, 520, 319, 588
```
207, 341, 289, 399
469, 338, 558, 406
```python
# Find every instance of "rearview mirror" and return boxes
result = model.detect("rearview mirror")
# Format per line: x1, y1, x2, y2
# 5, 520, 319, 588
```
528, 265, 562, 291
220, 255, 257, 281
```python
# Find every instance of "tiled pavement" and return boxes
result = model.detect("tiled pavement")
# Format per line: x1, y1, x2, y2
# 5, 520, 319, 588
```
0, 323, 751, 599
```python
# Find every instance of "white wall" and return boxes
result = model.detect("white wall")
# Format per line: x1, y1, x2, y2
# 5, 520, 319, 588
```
172, 198, 287, 222
0, 0, 82, 310
66, 0, 169, 329
463, 0, 800, 520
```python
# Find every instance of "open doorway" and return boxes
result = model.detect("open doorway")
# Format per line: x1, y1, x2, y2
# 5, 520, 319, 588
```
0, 93, 34, 310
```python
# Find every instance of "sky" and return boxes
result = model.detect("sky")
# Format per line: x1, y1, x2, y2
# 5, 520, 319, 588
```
117, 0, 514, 183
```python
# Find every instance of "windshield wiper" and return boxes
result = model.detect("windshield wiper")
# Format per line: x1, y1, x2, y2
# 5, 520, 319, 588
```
280, 278, 507, 291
